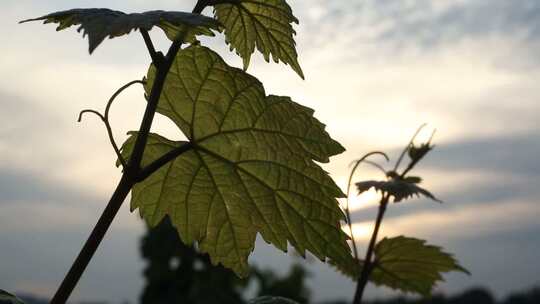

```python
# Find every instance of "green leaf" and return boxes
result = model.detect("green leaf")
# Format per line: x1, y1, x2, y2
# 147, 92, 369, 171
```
0, 290, 25, 304
213, 0, 304, 79
370, 236, 470, 296
329, 256, 363, 279
120, 45, 350, 276
248, 296, 299, 304
20, 9, 221, 53
356, 179, 442, 203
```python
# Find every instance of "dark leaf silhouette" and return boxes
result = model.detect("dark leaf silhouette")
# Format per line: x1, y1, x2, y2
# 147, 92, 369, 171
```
213, 0, 304, 78
370, 236, 470, 296
20, 9, 221, 53
356, 179, 441, 203
408, 142, 433, 163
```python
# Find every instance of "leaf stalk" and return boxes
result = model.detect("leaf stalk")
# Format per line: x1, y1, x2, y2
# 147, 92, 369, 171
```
352, 194, 389, 304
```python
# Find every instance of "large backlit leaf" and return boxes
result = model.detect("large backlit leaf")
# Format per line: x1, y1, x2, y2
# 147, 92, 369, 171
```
120, 45, 350, 276
20, 9, 220, 53
356, 179, 442, 203
370, 236, 470, 296
0, 290, 25, 304
213, 0, 304, 78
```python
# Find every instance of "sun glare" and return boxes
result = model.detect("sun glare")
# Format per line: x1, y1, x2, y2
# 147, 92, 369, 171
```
341, 188, 381, 212
344, 221, 373, 242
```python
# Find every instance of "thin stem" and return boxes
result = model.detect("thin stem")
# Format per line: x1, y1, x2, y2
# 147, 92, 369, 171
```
127, 0, 207, 177
137, 142, 194, 182
49, 1, 211, 303
352, 194, 389, 304
140, 29, 162, 67
193, 0, 210, 13
400, 161, 418, 179
393, 123, 427, 172
345, 152, 388, 259
49, 175, 133, 304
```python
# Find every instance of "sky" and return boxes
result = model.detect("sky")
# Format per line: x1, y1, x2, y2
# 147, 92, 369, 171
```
1, 0, 540, 303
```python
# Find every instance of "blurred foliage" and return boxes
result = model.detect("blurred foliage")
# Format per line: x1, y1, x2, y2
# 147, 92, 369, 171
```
140, 217, 310, 304
321, 287, 540, 304
252, 264, 310, 304
11, 286, 540, 304
0, 290, 25, 304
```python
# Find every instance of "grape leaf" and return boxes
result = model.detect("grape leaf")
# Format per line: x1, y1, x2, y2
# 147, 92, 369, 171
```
356, 179, 442, 203
120, 45, 350, 276
20, 9, 221, 53
0, 290, 25, 304
213, 0, 304, 79
370, 236, 470, 296
330, 237, 469, 296
248, 296, 299, 304
329, 256, 363, 279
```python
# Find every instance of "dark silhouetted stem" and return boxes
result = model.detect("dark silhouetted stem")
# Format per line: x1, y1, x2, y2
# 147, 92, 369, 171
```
49, 2, 209, 303
352, 195, 389, 304
140, 29, 163, 67
137, 142, 194, 182
49, 175, 133, 304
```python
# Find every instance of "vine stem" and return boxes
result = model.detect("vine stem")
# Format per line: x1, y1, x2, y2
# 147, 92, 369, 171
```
352, 126, 428, 304
48, 2, 208, 303
352, 194, 389, 304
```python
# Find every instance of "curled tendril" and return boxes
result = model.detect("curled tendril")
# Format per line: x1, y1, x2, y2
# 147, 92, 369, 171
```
77, 79, 145, 169
349, 159, 387, 175
344, 151, 389, 259
78, 109, 104, 122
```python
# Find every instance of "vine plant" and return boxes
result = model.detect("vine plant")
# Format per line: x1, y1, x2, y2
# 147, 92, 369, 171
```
5, 1, 468, 304
340, 125, 470, 304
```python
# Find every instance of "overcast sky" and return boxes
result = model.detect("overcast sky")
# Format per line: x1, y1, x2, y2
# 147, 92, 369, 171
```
1, 0, 540, 303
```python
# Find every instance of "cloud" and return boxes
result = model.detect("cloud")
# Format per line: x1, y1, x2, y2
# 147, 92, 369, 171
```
350, 200, 540, 242
298, 0, 540, 48
0, 166, 145, 303
347, 129, 540, 221
424, 130, 540, 177
372, 1, 540, 44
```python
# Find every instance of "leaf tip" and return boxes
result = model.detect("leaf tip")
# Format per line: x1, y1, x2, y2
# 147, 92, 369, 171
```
294, 66, 305, 80
19, 16, 42, 24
